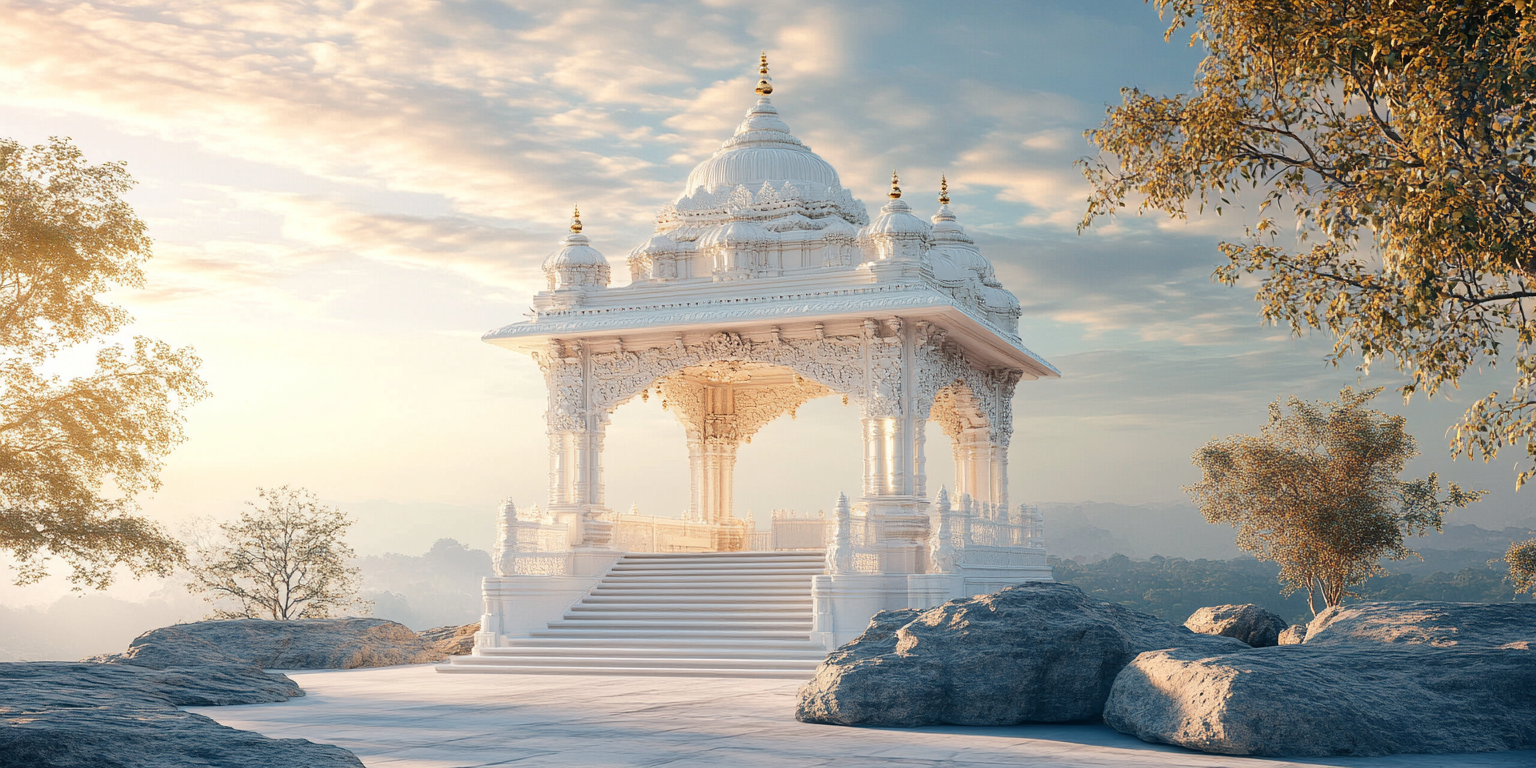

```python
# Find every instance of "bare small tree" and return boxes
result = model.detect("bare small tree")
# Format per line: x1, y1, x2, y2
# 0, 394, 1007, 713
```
1188, 387, 1482, 615
188, 486, 369, 620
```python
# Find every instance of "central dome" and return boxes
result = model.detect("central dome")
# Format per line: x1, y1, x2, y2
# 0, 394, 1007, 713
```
680, 97, 842, 198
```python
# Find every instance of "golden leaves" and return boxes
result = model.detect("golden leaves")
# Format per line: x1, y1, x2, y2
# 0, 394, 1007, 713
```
1083, 0, 1536, 487
0, 137, 207, 589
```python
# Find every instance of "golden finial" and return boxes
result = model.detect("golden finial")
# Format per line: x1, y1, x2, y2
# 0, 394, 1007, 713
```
939, 175, 949, 205
570, 205, 582, 233
755, 52, 773, 96
889, 170, 902, 199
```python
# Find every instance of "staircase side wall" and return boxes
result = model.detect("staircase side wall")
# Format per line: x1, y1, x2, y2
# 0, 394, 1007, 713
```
475, 552, 620, 649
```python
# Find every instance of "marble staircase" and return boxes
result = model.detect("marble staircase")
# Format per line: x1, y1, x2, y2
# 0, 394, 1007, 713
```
441, 551, 828, 678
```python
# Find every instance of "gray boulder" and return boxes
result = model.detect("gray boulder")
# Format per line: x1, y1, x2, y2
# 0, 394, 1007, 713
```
1, 661, 298, 711
795, 582, 1245, 726
1183, 604, 1288, 647
1, 708, 362, 768
1104, 644, 1536, 756
95, 617, 448, 670
1277, 624, 1307, 645
1303, 601, 1536, 648
0, 661, 359, 767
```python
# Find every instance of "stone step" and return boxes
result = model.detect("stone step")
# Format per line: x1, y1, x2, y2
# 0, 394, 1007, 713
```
496, 637, 825, 651
578, 595, 812, 606
601, 569, 824, 578
597, 575, 818, 584
478, 645, 824, 660
589, 584, 811, 593
568, 608, 810, 618
612, 562, 818, 568
561, 612, 809, 624
448, 551, 828, 678
529, 627, 813, 641
545, 618, 812, 631
438, 662, 815, 679
617, 556, 823, 562
453, 654, 821, 669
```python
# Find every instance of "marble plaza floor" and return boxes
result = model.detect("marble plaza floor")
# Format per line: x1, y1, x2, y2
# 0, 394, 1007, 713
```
188, 665, 1534, 768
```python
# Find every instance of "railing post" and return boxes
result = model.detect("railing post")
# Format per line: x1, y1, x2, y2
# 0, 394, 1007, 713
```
928, 487, 956, 574
827, 492, 854, 575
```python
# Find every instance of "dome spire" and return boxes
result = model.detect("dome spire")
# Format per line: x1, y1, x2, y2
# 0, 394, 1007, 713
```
889, 170, 902, 199
755, 52, 773, 96
570, 205, 583, 233
939, 175, 950, 205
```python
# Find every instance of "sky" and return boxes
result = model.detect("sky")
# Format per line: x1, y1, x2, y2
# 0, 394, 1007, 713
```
2, 0, 1533, 603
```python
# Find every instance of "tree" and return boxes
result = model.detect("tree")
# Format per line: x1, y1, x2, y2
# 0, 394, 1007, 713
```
1079, 0, 1536, 602
1508, 539, 1536, 595
1186, 387, 1481, 614
1, 136, 207, 589
187, 486, 370, 620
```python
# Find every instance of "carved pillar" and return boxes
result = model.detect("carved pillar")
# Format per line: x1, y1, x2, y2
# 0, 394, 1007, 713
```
539, 340, 611, 550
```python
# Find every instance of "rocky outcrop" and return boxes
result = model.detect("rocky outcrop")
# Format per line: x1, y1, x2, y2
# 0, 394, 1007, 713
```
95, 618, 449, 670
1104, 643, 1536, 756
1302, 601, 1536, 648
0, 662, 360, 768
419, 623, 479, 656
1183, 604, 1288, 647
1277, 624, 1307, 645
796, 582, 1244, 726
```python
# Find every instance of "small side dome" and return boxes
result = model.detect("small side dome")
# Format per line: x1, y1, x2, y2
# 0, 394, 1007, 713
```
867, 199, 930, 236
699, 219, 775, 249
542, 206, 611, 291
629, 232, 678, 258
927, 183, 997, 284
930, 178, 974, 244
819, 216, 860, 239
929, 250, 973, 285
981, 285, 1021, 315
866, 172, 931, 238
934, 243, 990, 276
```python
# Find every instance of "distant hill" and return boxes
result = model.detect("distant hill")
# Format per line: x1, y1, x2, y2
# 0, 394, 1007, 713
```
359, 538, 490, 630
1043, 500, 1535, 570
1053, 554, 1532, 627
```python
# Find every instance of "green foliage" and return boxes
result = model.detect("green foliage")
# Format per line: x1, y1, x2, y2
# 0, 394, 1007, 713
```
1188, 387, 1481, 613
1052, 554, 1529, 627
0, 136, 207, 589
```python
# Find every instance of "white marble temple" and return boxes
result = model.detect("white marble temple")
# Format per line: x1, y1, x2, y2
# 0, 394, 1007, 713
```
188, 666, 1532, 768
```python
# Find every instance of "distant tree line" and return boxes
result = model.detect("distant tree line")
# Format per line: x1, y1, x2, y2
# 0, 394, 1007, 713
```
1052, 555, 1530, 627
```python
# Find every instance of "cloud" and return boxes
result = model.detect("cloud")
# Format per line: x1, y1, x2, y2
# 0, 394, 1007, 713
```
230, 192, 552, 292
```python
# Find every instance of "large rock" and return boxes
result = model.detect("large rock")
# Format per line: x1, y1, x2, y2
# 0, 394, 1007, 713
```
1183, 604, 1288, 647
96, 618, 448, 670
1302, 601, 1536, 648
0, 662, 360, 768
1104, 643, 1536, 756
1, 661, 299, 710
419, 623, 479, 656
795, 582, 1245, 726
1277, 624, 1307, 645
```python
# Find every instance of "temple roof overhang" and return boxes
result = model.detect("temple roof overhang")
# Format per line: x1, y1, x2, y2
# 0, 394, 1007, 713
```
483, 277, 1059, 380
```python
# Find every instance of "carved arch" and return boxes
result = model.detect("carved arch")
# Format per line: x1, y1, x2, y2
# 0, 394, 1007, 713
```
578, 331, 870, 421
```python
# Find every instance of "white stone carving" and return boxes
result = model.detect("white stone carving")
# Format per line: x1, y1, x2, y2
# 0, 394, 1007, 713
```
826, 492, 853, 575
472, 59, 1062, 656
